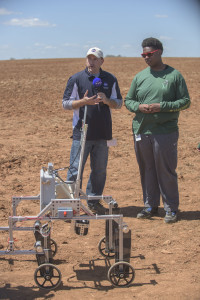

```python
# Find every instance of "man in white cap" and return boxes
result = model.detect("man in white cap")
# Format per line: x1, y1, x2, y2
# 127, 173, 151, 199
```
62, 47, 122, 214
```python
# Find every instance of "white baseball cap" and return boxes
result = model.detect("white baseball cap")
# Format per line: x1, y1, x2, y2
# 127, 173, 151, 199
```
86, 47, 104, 58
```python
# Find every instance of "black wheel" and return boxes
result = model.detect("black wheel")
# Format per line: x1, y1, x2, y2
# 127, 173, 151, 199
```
98, 237, 115, 258
50, 239, 58, 257
108, 261, 135, 287
34, 263, 62, 290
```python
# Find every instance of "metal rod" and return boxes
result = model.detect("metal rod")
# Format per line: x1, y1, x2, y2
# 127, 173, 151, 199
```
0, 250, 39, 255
74, 106, 88, 198
108, 203, 114, 250
0, 227, 35, 231
118, 216, 124, 262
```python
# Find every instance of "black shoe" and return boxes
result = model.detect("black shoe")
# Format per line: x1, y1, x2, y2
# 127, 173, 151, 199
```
137, 207, 158, 219
88, 202, 106, 215
164, 211, 177, 223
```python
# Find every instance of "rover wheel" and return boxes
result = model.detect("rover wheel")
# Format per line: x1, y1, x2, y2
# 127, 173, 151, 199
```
108, 261, 135, 287
50, 239, 58, 257
98, 236, 115, 258
34, 263, 61, 290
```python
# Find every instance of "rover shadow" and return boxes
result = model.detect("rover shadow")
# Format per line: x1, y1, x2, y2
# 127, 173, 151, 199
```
67, 256, 159, 290
0, 255, 160, 298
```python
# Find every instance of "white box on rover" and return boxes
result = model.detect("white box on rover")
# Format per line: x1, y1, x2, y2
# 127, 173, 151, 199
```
40, 163, 56, 210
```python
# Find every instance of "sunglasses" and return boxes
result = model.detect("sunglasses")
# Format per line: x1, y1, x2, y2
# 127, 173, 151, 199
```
141, 49, 159, 58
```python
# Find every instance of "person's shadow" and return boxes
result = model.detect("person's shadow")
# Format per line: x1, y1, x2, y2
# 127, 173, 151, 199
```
119, 206, 200, 221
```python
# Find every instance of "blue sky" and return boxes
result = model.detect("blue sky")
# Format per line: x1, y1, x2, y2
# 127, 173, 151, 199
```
0, 0, 199, 60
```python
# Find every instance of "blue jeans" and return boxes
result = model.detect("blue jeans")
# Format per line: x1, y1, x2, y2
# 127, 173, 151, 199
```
67, 139, 108, 203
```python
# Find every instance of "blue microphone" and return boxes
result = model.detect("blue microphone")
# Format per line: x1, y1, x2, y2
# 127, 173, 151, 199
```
93, 78, 103, 107
93, 77, 102, 91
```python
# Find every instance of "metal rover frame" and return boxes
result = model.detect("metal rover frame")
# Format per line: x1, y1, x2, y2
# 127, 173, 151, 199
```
0, 107, 134, 289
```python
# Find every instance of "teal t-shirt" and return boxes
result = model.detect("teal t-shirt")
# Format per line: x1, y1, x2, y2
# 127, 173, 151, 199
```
125, 66, 190, 134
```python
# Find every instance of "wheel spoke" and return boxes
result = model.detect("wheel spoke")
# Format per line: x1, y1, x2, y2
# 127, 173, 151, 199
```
50, 279, 54, 286
116, 277, 121, 285
124, 277, 129, 284
110, 271, 118, 278
127, 271, 133, 275
41, 279, 47, 287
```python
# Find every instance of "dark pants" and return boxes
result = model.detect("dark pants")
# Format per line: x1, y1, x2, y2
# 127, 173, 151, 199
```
134, 132, 179, 212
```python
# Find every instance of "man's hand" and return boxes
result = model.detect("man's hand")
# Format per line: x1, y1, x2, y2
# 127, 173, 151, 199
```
139, 104, 150, 113
139, 103, 161, 113
96, 92, 107, 104
82, 90, 99, 105
148, 103, 161, 113
72, 90, 100, 109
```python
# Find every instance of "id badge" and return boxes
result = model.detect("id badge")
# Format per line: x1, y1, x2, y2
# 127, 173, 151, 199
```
135, 134, 141, 142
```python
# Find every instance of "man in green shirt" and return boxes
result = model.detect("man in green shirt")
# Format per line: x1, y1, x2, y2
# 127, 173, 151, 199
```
125, 37, 190, 223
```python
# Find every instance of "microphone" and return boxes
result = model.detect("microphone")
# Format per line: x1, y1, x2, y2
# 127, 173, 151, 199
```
93, 77, 102, 91
92, 77, 103, 107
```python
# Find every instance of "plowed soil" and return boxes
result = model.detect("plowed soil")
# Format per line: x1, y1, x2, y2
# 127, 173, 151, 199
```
0, 57, 199, 300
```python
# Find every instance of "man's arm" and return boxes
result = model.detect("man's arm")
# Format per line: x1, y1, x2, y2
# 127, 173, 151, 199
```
149, 75, 190, 113
125, 77, 140, 112
98, 80, 123, 109
98, 92, 123, 109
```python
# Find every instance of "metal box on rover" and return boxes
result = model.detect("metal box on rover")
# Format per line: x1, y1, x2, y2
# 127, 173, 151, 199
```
40, 163, 56, 210
40, 163, 75, 211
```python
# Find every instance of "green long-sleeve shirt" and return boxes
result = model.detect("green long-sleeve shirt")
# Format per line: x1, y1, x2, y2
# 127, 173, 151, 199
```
125, 65, 190, 134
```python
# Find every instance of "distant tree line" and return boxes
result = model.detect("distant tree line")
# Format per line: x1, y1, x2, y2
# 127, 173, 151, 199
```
105, 55, 122, 57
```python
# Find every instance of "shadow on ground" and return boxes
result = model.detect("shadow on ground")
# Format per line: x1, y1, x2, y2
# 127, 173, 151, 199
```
119, 206, 200, 221
0, 256, 159, 299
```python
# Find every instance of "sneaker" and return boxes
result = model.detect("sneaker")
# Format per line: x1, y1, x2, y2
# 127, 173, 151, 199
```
164, 211, 177, 223
137, 207, 158, 219
88, 202, 106, 215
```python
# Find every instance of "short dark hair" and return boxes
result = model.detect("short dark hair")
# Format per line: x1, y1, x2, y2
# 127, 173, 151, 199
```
142, 37, 163, 52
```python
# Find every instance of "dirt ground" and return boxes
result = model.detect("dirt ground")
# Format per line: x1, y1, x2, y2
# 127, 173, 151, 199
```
0, 57, 199, 300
